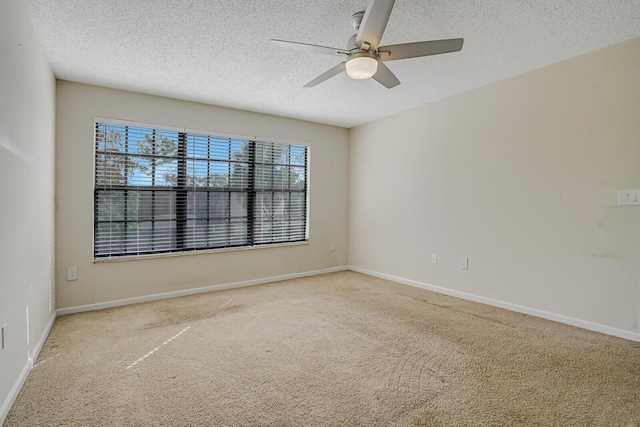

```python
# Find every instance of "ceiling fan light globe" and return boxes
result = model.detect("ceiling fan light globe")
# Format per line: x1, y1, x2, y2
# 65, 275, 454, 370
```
346, 56, 378, 79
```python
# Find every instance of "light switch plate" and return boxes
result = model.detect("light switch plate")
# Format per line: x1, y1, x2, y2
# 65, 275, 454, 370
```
618, 189, 640, 206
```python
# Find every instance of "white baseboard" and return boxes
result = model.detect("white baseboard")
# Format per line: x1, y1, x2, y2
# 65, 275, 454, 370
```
29, 310, 57, 367
58, 265, 349, 316
0, 360, 31, 426
1, 310, 57, 425
349, 266, 640, 343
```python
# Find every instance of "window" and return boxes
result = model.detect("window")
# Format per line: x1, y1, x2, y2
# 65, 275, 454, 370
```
94, 121, 308, 259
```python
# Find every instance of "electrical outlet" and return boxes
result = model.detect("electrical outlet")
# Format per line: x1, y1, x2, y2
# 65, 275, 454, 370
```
67, 267, 78, 281
459, 257, 469, 269
431, 254, 437, 264
330, 242, 336, 251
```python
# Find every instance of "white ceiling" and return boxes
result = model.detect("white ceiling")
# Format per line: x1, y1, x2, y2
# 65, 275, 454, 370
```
23, 0, 640, 128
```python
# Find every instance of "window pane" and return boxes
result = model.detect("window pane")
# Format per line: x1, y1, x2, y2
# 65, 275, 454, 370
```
229, 218, 248, 245
230, 140, 248, 162
254, 142, 273, 164
290, 166, 306, 190
95, 153, 136, 186
255, 165, 273, 189
230, 192, 247, 218
290, 145, 306, 166
230, 162, 249, 189
210, 192, 230, 218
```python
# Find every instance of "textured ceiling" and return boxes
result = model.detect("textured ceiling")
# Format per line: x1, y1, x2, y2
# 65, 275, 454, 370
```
23, 0, 640, 128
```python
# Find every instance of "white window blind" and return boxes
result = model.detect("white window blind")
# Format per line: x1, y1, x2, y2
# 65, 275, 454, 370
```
94, 122, 308, 259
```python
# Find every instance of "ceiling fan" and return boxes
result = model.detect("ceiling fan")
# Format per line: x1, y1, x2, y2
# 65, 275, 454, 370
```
269, 0, 464, 89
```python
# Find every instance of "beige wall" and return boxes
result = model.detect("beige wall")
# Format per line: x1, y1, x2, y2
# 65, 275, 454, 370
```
349, 38, 640, 335
55, 82, 349, 309
0, 0, 56, 420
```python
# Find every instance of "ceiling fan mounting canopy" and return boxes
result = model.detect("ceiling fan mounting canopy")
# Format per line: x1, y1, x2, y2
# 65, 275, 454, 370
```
350, 11, 365, 32
269, 0, 464, 89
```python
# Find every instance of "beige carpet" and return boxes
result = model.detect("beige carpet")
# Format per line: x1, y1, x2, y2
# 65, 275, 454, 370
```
5, 271, 640, 426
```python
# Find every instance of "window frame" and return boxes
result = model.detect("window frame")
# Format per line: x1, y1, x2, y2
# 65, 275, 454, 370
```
93, 118, 309, 261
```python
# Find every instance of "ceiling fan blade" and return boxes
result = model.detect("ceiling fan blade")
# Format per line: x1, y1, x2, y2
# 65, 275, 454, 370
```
269, 39, 349, 56
379, 38, 464, 61
355, 0, 395, 50
303, 62, 346, 87
372, 62, 400, 89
